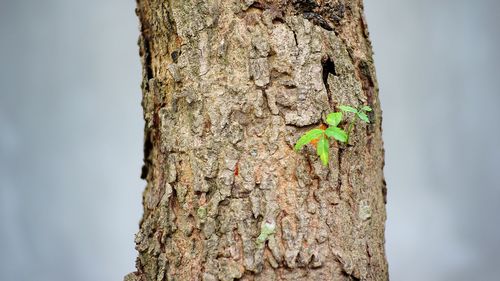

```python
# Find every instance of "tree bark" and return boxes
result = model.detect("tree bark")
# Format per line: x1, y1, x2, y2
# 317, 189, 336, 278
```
126, 0, 387, 280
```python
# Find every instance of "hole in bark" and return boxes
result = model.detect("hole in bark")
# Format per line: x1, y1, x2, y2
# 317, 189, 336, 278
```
321, 56, 337, 95
141, 133, 154, 179
144, 55, 153, 82
171, 50, 180, 63
272, 17, 285, 24
293, 0, 318, 12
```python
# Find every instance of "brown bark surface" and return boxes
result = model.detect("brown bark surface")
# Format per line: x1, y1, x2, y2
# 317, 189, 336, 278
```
126, 0, 387, 280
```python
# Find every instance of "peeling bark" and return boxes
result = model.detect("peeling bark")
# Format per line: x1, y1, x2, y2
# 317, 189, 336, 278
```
127, 0, 388, 280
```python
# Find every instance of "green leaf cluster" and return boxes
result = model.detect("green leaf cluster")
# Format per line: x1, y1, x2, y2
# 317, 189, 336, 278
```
294, 112, 349, 166
294, 104, 373, 166
338, 104, 372, 143
256, 222, 276, 246
338, 105, 372, 124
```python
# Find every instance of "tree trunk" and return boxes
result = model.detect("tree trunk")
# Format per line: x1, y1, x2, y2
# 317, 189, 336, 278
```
126, 0, 387, 280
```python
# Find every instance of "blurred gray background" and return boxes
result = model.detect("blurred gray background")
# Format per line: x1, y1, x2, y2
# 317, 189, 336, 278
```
0, 0, 499, 280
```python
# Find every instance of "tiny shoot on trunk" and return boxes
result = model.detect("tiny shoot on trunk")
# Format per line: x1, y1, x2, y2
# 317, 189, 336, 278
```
294, 105, 372, 166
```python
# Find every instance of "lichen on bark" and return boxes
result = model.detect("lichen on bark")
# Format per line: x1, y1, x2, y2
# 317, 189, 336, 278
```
129, 0, 388, 280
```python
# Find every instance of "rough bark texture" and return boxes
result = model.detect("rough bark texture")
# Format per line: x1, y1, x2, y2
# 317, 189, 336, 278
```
127, 0, 387, 280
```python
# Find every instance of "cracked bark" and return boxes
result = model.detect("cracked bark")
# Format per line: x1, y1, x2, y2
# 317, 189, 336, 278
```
126, 0, 388, 280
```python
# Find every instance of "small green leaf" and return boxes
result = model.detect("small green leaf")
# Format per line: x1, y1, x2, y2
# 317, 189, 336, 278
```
325, 127, 348, 143
361, 105, 372, 112
317, 136, 329, 166
256, 221, 276, 246
357, 111, 370, 123
294, 129, 324, 151
338, 105, 357, 113
197, 206, 207, 219
326, 112, 343, 126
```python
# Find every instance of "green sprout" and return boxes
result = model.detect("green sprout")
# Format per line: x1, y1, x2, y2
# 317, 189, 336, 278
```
197, 206, 207, 219
294, 112, 348, 166
338, 105, 372, 143
256, 221, 276, 247
294, 105, 372, 166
